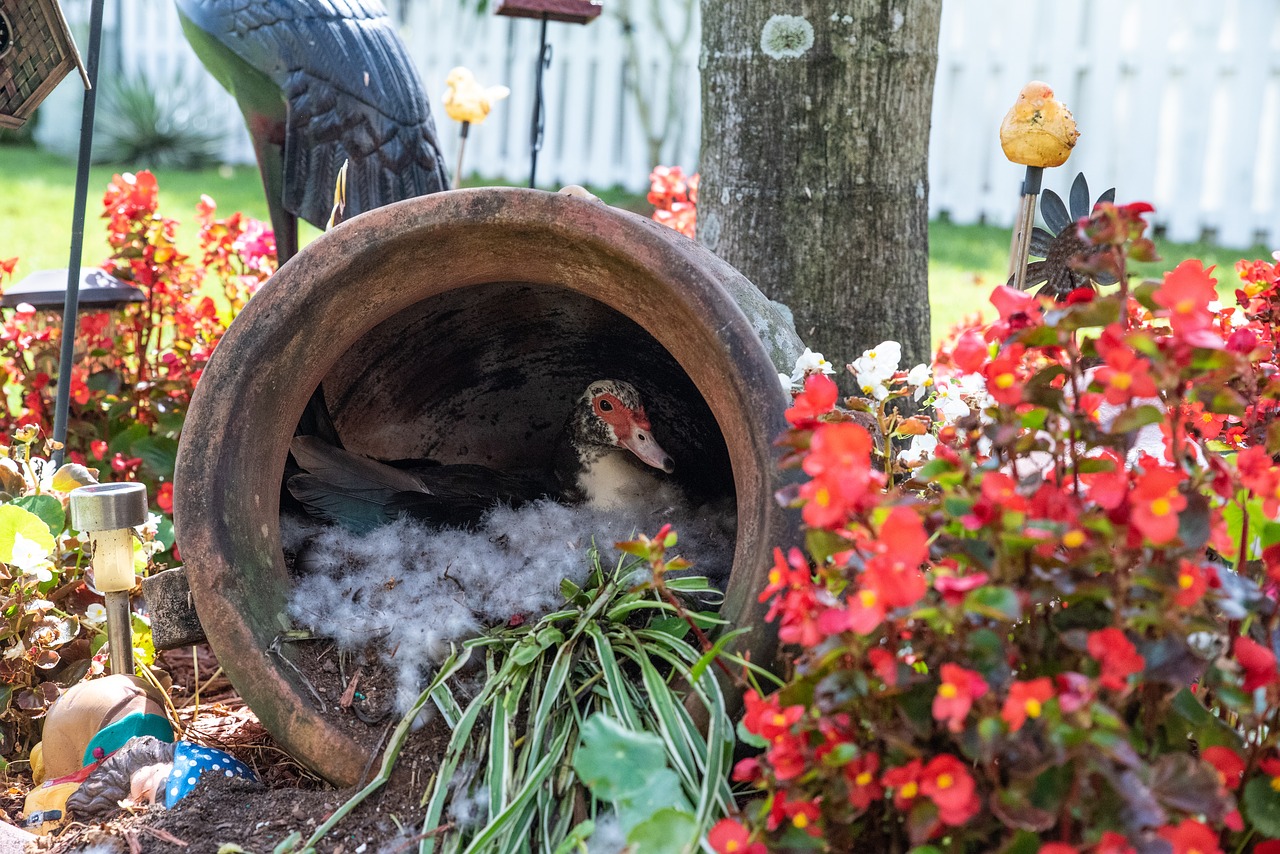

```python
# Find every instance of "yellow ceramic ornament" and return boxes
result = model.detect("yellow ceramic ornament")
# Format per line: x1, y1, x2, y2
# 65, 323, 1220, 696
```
443, 67, 510, 126
999, 81, 1079, 168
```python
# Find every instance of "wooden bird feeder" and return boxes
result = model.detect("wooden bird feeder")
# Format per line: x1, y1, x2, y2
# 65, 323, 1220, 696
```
0, 0, 90, 129
496, 0, 602, 25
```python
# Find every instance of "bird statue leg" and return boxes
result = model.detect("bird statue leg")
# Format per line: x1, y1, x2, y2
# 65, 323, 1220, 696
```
244, 130, 298, 264
277, 209, 299, 266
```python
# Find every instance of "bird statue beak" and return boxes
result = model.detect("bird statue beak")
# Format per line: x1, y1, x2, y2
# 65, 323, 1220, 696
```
620, 427, 675, 474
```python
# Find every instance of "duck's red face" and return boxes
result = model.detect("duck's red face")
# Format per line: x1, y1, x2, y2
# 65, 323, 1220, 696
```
592, 390, 675, 473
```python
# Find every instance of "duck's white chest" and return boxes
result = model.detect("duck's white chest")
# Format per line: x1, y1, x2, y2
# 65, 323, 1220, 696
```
578, 452, 677, 512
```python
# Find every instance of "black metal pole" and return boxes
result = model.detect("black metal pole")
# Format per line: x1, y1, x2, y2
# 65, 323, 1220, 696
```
52, 0, 107, 468
528, 13, 551, 188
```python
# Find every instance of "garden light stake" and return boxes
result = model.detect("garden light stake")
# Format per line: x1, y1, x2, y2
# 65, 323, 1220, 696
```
70, 482, 147, 675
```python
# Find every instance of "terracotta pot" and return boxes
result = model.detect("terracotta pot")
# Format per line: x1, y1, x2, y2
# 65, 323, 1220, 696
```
173, 187, 803, 785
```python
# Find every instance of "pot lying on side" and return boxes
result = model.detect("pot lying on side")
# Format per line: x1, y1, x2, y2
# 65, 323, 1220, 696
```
172, 187, 804, 785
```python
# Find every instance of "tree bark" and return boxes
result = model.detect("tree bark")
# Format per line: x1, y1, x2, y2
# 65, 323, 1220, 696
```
699, 1, 941, 375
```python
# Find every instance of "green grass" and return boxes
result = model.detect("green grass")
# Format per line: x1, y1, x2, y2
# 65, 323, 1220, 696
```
928, 217, 1273, 344
0, 145, 288, 273
2, 145, 1272, 347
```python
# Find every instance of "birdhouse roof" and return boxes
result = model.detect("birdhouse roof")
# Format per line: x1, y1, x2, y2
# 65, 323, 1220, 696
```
0, 0, 90, 130
495, 0, 603, 26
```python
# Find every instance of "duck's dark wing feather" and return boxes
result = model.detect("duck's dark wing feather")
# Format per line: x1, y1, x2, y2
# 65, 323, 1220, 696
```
289, 438, 559, 532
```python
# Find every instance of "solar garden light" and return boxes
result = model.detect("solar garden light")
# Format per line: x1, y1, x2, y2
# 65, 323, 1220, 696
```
70, 482, 147, 675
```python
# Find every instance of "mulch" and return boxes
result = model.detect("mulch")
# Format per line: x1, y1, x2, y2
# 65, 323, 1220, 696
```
7, 644, 453, 854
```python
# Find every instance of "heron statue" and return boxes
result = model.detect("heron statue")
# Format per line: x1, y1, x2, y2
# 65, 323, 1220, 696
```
174, 0, 450, 263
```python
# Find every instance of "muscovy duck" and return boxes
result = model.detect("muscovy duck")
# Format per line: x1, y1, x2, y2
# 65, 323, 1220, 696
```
288, 379, 676, 533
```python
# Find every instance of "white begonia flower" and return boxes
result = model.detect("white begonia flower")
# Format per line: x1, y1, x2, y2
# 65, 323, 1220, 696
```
10, 532, 51, 577
906, 363, 933, 401
779, 372, 796, 393
855, 372, 890, 401
85, 603, 108, 623
898, 432, 938, 464
137, 513, 161, 540
789, 348, 835, 383
955, 372, 988, 397
931, 380, 970, 423
850, 341, 902, 385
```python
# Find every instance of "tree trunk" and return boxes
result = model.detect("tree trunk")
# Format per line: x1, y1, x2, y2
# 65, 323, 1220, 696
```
699, 1, 941, 375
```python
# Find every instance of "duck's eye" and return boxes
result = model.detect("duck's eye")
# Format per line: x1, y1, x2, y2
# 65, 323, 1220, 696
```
598, 399, 613, 412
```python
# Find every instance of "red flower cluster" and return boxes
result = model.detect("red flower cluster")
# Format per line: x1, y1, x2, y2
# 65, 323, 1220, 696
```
721, 198, 1280, 852
648, 165, 698, 238
0, 171, 275, 561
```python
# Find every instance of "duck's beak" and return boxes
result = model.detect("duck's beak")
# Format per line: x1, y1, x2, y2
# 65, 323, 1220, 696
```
620, 423, 675, 473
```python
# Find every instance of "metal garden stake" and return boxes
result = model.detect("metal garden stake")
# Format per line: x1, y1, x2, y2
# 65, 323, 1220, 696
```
999, 81, 1080, 290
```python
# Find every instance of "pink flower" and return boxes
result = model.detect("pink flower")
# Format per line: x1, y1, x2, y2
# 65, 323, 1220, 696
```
933, 663, 989, 733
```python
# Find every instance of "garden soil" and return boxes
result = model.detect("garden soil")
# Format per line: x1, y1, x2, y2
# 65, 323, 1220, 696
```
12, 644, 456, 854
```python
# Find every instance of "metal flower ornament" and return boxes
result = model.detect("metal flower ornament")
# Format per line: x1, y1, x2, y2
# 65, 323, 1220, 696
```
1016, 173, 1119, 300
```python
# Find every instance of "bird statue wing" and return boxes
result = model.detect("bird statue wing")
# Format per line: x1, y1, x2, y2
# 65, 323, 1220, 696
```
174, 0, 449, 230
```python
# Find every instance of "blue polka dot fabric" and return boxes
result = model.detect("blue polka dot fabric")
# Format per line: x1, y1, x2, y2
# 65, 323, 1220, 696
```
163, 741, 256, 807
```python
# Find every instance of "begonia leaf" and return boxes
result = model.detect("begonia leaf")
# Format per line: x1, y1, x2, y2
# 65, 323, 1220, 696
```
1150, 753, 1229, 820
1166, 688, 1241, 752
12, 495, 64, 537
1076, 456, 1120, 474
1243, 776, 1280, 838
30, 649, 60, 670
1000, 831, 1044, 854
1187, 385, 1246, 417
805, 529, 848, 566
990, 786, 1056, 832
1109, 405, 1164, 435
1117, 769, 1165, 830
1176, 493, 1211, 551
109, 422, 149, 456
1140, 636, 1202, 687
905, 799, 940, 845
1045, 296, 1122, 330
915, 458, 958, 482
131, 435, 179, 481
964, 586, 1021, 622
0, 505, 55, 565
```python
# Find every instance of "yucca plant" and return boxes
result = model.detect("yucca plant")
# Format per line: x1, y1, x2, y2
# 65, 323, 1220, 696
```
296, 527, 746, 854
94, 72, 225, 169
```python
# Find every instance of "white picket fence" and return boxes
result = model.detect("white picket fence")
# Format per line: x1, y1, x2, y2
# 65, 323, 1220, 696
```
933, 0, 1280, 248
42, 0, 1280, 248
